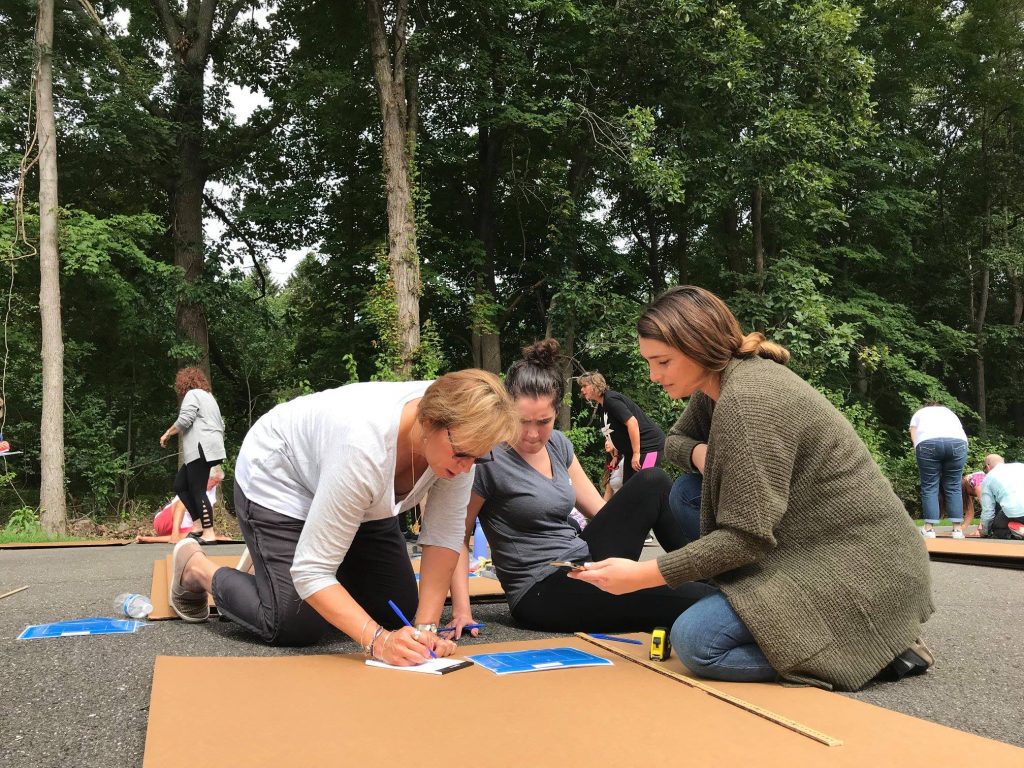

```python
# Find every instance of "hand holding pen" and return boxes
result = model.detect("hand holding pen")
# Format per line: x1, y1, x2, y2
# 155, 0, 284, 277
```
386, 600, 456, 663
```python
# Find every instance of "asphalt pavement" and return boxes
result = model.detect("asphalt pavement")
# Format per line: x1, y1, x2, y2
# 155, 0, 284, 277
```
1, 542, 1021, 767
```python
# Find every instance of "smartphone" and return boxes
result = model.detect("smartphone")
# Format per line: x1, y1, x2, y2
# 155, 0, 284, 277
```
549, 560, 587, 571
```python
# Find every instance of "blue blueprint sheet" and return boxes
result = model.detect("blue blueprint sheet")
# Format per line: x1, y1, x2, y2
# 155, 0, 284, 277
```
18, 617, 143, 640
468, 647, 613, 675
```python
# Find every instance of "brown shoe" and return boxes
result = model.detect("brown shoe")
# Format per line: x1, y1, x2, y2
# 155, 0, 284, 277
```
170, 538, 209, 623
879, 637, 934, 682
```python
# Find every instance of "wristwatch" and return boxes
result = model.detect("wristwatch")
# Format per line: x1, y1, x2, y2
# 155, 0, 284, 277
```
415, 623, 438, 634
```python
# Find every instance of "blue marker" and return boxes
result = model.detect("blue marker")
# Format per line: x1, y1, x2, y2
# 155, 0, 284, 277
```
387, 599, 436, 659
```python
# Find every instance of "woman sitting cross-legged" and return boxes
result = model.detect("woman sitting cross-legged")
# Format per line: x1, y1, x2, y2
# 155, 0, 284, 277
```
446, 339, 713, 639
170, 370, 518, 666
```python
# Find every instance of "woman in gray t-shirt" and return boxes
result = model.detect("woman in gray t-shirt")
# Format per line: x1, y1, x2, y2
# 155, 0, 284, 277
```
448, 340, 713, 636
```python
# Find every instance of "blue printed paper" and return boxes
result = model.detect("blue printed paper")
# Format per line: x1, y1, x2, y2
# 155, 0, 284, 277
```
468, 647, 613, 675
18, 617, 143, 640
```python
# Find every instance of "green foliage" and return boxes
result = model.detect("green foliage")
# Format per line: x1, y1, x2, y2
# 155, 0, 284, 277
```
564, 424, 605, 485
0, 0, 1022, 521
365, 256, 405, 382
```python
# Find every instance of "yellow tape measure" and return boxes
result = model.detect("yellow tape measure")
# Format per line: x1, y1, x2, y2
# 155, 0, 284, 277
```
650, 627, 671, 661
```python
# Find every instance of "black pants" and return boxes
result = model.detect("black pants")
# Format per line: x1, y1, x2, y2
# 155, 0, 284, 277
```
211, 485, 419, 646
173, 444, 219, 530
986, 504, 1021, 539
620, 439, 665, 485
511, 468, 716, 633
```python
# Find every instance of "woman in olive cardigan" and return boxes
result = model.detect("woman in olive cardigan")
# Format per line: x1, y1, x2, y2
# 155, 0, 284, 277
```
571, 286, 933, 691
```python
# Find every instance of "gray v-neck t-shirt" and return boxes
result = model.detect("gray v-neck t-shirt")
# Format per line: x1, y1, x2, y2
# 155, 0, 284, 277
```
473, 431, 591, 608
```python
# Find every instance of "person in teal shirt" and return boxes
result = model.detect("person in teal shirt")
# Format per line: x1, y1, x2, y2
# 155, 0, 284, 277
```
979, 455, 1024, 538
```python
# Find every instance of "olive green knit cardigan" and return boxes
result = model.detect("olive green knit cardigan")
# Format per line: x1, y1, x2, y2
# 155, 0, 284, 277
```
656, 356, 933, 691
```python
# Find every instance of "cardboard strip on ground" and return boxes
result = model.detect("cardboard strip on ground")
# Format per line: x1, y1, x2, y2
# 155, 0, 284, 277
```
148, 555, 236, 620
411, 557, 506, 603
578, 632, 841, 746
143, 636, 1023, 768
0, 539, 132, 550
925, 537, 1024, 569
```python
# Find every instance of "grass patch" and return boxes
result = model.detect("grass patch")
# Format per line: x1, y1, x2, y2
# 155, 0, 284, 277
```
0, 506, 79, 544
0, 528, 79, 545
913, 518, 970, 527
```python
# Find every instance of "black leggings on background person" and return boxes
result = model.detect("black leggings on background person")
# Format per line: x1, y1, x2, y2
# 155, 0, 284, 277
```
511, 469, 715, 633
212, 485, 420, 646
173, 444, 219, 530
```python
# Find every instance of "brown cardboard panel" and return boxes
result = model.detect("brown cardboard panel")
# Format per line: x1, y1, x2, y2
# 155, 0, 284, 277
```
0, 539, 131, 549
925, 537, 1024, 569
148, 556, 236, 620
578, 633, 1021, 764
411, 556, 506, 602
143, 636, 1023, 768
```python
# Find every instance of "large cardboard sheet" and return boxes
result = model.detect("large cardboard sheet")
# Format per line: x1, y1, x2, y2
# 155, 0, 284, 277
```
925, 536, 1024, 569
143, 636, 1022, 767
0, 539, 131, 550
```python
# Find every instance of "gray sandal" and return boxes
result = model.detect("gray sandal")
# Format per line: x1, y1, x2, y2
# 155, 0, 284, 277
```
171, 538, 210, 623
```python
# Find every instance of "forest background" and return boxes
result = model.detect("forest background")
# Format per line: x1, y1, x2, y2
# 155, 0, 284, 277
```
0, 0, 1022, 532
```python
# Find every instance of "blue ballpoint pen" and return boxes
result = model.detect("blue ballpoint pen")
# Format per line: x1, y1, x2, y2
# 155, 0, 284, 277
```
387, 599, 436, 659
436, 624, 485, 633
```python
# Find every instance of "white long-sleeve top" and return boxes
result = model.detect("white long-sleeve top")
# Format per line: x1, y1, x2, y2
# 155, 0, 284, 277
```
234, 381, 473, 600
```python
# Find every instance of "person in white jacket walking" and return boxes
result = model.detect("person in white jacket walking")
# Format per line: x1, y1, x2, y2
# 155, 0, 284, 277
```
160, 367, 226, 542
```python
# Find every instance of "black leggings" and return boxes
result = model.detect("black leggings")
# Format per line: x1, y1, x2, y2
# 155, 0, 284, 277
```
173, 444, 219, 530
213, 485, 419, 646
511, 468, 715, 633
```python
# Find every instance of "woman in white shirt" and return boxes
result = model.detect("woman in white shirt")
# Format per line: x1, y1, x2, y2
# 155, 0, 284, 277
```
909, 403, 969, 538
169, 370, 518, 666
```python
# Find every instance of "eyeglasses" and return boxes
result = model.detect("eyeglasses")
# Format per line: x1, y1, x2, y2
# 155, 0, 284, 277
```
447, 428, 494, 465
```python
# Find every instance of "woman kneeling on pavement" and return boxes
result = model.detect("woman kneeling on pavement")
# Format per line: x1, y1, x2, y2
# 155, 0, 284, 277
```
169, 371, 518, 666
570, 286, 934, 691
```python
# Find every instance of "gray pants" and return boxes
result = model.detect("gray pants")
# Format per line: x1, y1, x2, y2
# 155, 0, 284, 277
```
211, 486, 419, 646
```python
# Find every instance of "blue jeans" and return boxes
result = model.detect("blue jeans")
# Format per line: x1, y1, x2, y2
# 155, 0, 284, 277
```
916, 438, 968, 524
667, 474, 777, 683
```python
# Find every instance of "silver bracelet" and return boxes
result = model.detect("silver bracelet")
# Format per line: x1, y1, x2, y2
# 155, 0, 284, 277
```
358, 618, 373, 652
365, 624, 384, 658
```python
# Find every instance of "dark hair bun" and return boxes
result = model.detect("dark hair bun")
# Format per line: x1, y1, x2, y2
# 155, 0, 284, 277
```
522, 338, 561, 369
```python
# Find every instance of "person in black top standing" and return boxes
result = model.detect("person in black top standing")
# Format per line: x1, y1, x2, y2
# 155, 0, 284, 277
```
580, 372, 665, 484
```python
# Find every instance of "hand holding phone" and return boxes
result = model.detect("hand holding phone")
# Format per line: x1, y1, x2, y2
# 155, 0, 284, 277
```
549, 561, 587, 571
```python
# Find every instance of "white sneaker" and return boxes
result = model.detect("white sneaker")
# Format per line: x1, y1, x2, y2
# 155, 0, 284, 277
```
921, 528, 936, 539
951, 529, 965, 540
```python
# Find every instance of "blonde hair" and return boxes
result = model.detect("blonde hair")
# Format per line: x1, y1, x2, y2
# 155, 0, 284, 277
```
579, 372, 608, 395
418, 369, 519, 456
637, 286, 790, 372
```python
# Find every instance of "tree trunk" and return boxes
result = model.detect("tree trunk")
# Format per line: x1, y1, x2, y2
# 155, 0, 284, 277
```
558, 320, 574, 432
721, 203, 742, 282
366, 0, 420, 377
645, 202, 664, 297
472, 122, 505, 374
672, 208, 689, 285
974, 263, 990, 433
35, 0, 67, 534
171, 64, 210, 376
1010, 271, 1024, 434
752, 183, 765, 291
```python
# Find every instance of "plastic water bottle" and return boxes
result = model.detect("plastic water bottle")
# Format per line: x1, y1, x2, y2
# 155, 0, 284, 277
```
114, 593, 153, 619
472, 518, 490, 561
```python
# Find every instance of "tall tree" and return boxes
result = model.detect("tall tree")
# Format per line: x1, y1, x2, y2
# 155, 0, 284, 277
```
35, 0, 67, 532
366, 0, 420, 377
